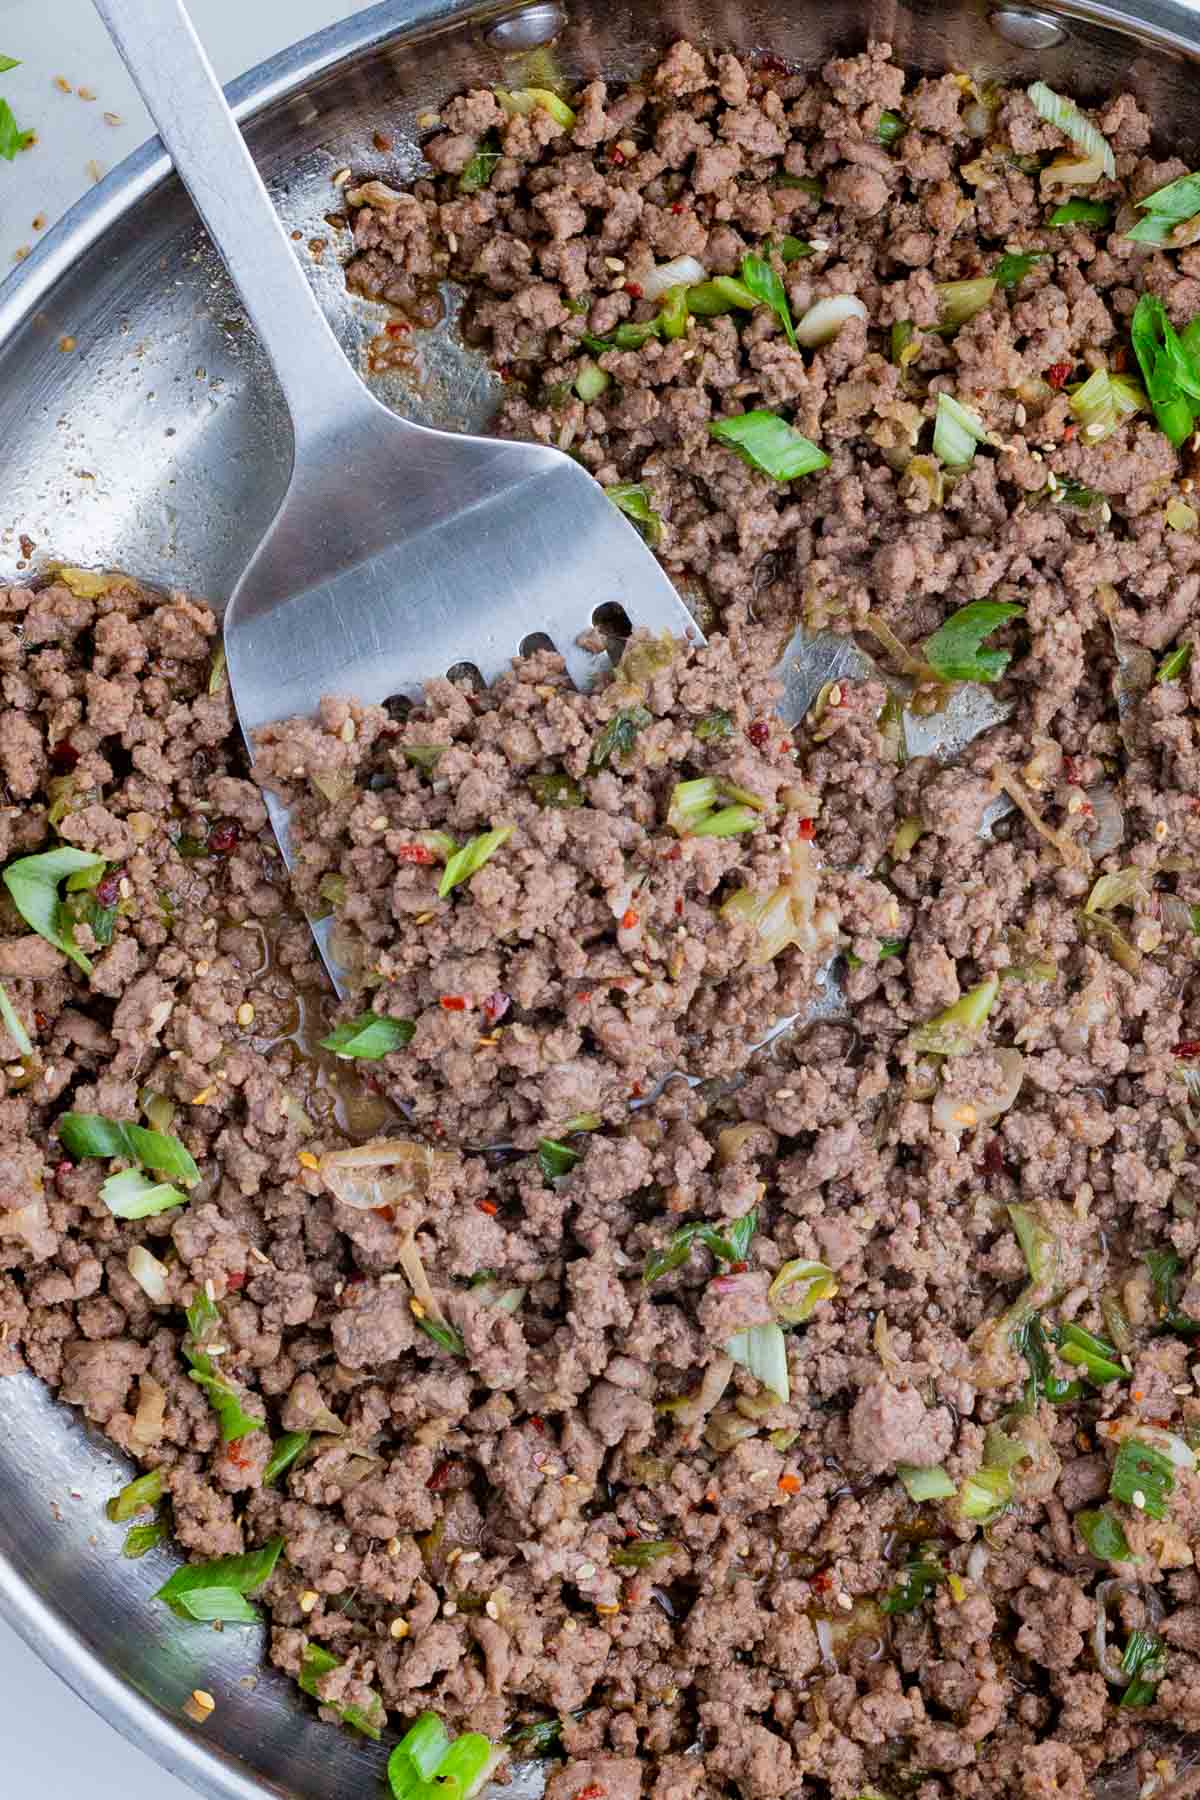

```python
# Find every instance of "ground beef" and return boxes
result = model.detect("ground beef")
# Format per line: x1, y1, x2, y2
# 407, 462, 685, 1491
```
5, 38, 1200, 1800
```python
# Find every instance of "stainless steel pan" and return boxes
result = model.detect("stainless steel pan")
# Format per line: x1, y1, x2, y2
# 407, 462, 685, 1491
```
3, 1, 1200, 1795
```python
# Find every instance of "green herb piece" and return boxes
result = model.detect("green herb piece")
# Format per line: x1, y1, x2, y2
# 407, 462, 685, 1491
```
1076, 1506, 1133, 1561
1159, 644, 1196, 693
1014, 1313, 1083, 1409
458, 132, 502, 194
958, 1464, 1012, 1522
994, 251, 1046, 288
206, 641, 227, 694
1130, 293, 1200, 445
528, 772, 584, 808
1056, 1320, 1129, 1386
82, 895, 117, 946
891, 320, 919, 367
155, 1537, 283, 1623
767, 1258, 837, 1323
778, 236, 812, 263
100, 1168, 188, 1220
263, 1431, 311, 1487
740, 250, 798, 349
610, 1538, 680, 1568
1125, 169, 1200, 244
124, 1519, 169, 1559
58, 1112, 199, 1183
0, 979, 33, 1056
3, 846, 106, 974
666, 775, 764, 839
643, 1209, 758, 1282
907, 974, 999, 1056
1119, 1629, 1167, 1706
438, 826, 514, 899
776, 174, 822, 197
183, 1302, 262, 1441
876, 109, 905, 145
936, 277, 996, 331
896, 1464, 956, 1502
1110, 1438, 1176, 1520
395, 1712, 452, 1782
495, 86, 576, 128
726, 1320, 789, 1403
1145, 1247, 1200, 1334
588, 705, 653, 773
505, 1715, 566, 1755
606, 482, 663, 546
923, 599, 1024, 684
1052, 476, 1107, 511
320, 1013, 415, 1058
417, 1315, 466, 1357
685, 275, 758, 316
298, 1642, 385, 1739
402, 745, 448, 772
1027, 80, 1115, 177
559, 1111, 601, 1133
1071, 366, 1149, 441
106, 1468, 165, 1522
538, 1138, 579, 1180
932, 393, 992, 469
1007, 1203, 1060, 1289
0, 97, 33, 161
694, 707, 734, 741
1049, 198, 1112, 227
0, 56, 20, 72
170, 830, 209, 859
708, 409, 829, 481
187, 1290, 220, 1343
881, 1546, 947, 1614
879, 936, 906, 959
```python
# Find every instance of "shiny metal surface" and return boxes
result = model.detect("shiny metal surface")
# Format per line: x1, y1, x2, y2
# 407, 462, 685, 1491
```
92, 0, 697, 995
3, 1, 1200, 1796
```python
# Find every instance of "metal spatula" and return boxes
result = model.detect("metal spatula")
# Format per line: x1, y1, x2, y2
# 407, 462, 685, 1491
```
94, 0, 700, 993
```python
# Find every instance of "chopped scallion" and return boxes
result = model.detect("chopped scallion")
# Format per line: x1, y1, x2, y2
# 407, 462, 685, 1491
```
155, 1538, 283, 1623
320, 1012, 415, 1058
740, 250, 797, 349
708, 409, 829, 481
1076, 1506, 1133, 1561
896, 1464, 956, 1502
1049, 198, 1111, 227
606, 482, 663, 546
1110, 1438, 1175, 1519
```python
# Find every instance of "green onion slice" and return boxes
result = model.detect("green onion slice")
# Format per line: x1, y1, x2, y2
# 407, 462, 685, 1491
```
263, 1431, 311, 1487
1027, 80, 1115, 177
107, 1468, 165, 1522
100, 1168, 189, 1220
1110, 1438, 1176, 1519
768, 1259, 837, 1323
610, 1538, 680, 1568
1049, 198, 1111, 226
299, 1643, 386, 1739
726, 1320, 789, 1404
537, 1138, 579, 1180
606, 482, 663, 546
1076, 1506, 1133, 1561
155, 1537, 283, 1623
993, 251, 1046, 288
896, 1464, 956, 1502
907, 974, 998, 1056
320, 1013, 415, 1058
0, 979, 33, 1057
740, 250, 798, 349
708, 409, 829, 481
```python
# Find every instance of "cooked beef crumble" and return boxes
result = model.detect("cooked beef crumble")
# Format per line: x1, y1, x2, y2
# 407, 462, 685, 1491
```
6, 37, 1200, 1800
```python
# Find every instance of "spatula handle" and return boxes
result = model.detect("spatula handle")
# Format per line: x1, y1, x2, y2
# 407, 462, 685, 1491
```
92, 0, 374, 445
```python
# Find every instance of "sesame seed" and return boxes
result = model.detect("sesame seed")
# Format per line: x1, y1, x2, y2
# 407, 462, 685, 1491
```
836, 1592, 854, 1611
184, 1690, 215, 1723
297, 1150, 320, 1170
103, 112, 122, 127
604, 256, 626, 272
117, 876, 132, 899
390, 1616, 410, 1638
78, 85, 97, 101
58, 335, 76, 353
191, 1085, 215, 1105
1154, 820, 1169, 842
485, 1599, 499, 1619
299, 1590, 318, 1614
809, 237, 830, 251
249, 1246, 271, 1265
775, 1088, 795, 1100
595, 1602, 620, 1615
54, 76, 73, 94
443, 1601, 458, 1616
409, 1297, 426, 1319
86, 159, 105, 185
371, 815, 388, 831
236, 1001, 255, 1026
445, 1547, 462, 1566
1132, 1489, 1146, 1510
332, 168, 351, 188
748, 1468, 772, 1483
194, 959, 210, 977
577, 1561, 597, 1579
333, 1540, 348, 1553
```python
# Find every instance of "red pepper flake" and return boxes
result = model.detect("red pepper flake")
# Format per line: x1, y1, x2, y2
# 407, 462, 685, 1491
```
674, 897, 684, 917
33, 1012, 47, 1032
384, 318, 411, 337
624, 281, 643, 299
496, 364, 511, 383
207, 818, 242, 855
1175, 1040, 1200, 1058
396, 843, 438, 865
797, 817, 816, 841
1062, 423, 1076, 441
49, 738, 80, 771
747, 720, 771, 748
620, 908, 639, 930
225, 1270, 246, 1291
630, 1081, 643, 1098
431, 1120, 445, 1136
366, 1075, 384, 1096
373, 1204, 396, 1222
1045, 361, 1072, 390
575, 990, 593, 1003
427, 1459, 456, 1491
728, 1260, 749, 1274
481, 990, 510, 1025
96, 869, 122, 907
812, 1568, 835, 1594
670, 201, 685, 215
609, 146, 626, 165
778, 1473, 802, 1494
1111, 346, 1128, 373
529, 1415, 546, 1434
664, 843, 682, 861
1062, 755, 1083, 785
476, 1198, 499, 1216
225, 1441, 253, 1470
439, 995, 468, 1011
577, 1785, 606, 1800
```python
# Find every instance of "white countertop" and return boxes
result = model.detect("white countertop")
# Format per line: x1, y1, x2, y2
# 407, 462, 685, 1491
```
0, 6, 361, 1790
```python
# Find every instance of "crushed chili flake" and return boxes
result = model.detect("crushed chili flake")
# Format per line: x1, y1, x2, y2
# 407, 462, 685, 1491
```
49, 739, 80, 771
576, 1784, 606, 1800
373, 1205, 396, 1222
670, 201, 685, 214
778, 1473, 802, 1494
224, 1440, 253, 1469
674, 897, 684, 917
225, 1271, 246, 1291
207, 818, 241, 855
623, 281, 643, 298
476, 1198, 499, 1216
440, 995, 468, 1011
396, 843, 438, 864
609, 146, 626, 164
1175, 1040, 1200, 1058
1062, 755, 1083, 785
630, 1082, 643, 1098
575, 990, 593, 1003
1111, 345, 1127, 372
427, 1459, 456, 1491
1045, 361, 1072, 390
1062, 423, 1076, 441
384, 319, 411, 337
481, 990, 511, 1025
620, 908, 639, 930
728, 1260, 749, 1274
797, 817, 816, 841
747, 720, 771, 748
529, 1415, 546, 1433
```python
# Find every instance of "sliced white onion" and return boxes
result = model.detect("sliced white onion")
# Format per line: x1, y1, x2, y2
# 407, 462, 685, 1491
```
1027, 82, 1115, 179
640, 255, 707, 301
127, 1244, 169, 1304
129, 1374, 167, 1450
794, 294, 868, 348
1083, 783, 1125, 856
814, 1616, 836, 1669
1040, 151, 1107, 193
0, 1199, 54, 1256
966, 1543, 989, 1584
932, 1048, 1025, 1142
320, 1138, 453, 1210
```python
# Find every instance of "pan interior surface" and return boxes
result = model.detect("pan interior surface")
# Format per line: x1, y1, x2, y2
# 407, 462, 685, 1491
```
2, 1, 1200, 1796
